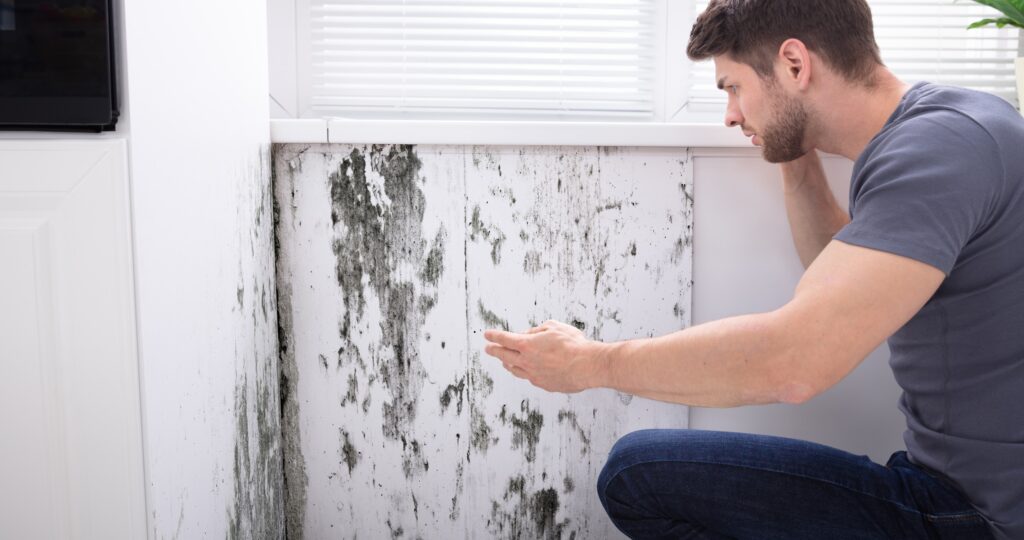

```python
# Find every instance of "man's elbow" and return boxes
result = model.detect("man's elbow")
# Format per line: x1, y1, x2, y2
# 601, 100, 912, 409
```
776, 379, 819, 405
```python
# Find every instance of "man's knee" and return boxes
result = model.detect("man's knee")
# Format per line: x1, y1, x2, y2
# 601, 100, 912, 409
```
598, 429, 659, 501
598, 429, 736, 507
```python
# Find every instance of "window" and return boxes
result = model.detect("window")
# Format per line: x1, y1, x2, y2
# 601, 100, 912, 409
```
269, 0, 1022, 121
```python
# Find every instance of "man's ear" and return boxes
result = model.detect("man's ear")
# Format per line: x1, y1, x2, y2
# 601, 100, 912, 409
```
777, 38, 811, 90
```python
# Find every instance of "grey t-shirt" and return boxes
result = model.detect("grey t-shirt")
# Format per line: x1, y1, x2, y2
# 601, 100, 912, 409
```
834, 82, 1024, 540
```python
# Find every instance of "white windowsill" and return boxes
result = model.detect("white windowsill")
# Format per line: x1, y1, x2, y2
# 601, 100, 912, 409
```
270, 118, 753, 148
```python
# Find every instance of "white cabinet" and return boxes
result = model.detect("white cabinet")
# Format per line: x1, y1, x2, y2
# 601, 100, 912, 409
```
0, 139, 146, 539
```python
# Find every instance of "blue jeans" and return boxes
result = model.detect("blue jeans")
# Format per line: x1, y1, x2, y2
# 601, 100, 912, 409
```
597, 430, 994, 540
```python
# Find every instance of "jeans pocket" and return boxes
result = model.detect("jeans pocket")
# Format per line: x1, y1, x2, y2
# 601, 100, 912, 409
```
923, 511, 994, 540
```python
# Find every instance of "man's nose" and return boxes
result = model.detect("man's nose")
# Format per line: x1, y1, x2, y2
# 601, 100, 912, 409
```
724, 108, 743, 128
724, 100, 741, 129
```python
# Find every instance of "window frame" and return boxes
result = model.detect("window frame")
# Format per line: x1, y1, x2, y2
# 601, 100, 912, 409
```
267, 0, 1023, 144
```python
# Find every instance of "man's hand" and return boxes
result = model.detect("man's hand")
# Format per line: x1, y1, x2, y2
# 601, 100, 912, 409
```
483, 320, 606, 393
780, 150, 850, 268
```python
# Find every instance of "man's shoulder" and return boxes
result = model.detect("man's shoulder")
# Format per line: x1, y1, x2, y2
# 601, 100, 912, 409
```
863, 92, 1000, 171
882, 83, 1015, 147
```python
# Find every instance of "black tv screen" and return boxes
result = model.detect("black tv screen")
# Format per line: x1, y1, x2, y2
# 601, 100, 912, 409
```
0, 0, 118, 131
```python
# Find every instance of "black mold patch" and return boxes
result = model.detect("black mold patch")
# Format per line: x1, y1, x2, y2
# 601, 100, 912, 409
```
505, 400, 544, 463
328, 145, 435, 442
449, 461, 465, 521
400, 436, 429, 479
274, 144, 308, 540
557, 410, 591, 455
340, 429, 360, 474
523, 250, 544, 274
478, 300, 509, 332
469, 204, 507, 265
228, 371, 284, 539
228, 146, 285, 540
419, 226, 446, 287
340, 372, 358, 407
468, 353, 497, 454
439, 375, 466, 415
487, 475, 569, 540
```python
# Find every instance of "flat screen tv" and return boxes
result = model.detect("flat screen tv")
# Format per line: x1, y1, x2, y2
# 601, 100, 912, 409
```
0, 0, 118, 132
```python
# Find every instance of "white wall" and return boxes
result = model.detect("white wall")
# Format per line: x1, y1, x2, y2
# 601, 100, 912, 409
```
274, 144, 693, 539
119, 2, 284, 538
689, 149, 905, 464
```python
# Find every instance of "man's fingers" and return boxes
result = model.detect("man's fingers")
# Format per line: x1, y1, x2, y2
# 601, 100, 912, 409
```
484, 343, 521, 365
502, 362, 529, 380
483, 329, 527, 351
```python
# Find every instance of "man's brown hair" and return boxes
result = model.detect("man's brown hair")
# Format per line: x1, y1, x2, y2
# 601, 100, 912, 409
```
687, 0, 883, 84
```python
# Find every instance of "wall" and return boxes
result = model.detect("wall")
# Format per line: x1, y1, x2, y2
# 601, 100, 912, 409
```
273, 144, 694, 539
689, 150, 905, 464
119, 1, 284, 538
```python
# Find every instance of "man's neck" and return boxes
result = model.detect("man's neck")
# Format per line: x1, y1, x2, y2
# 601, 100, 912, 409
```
810, 69, 911, 161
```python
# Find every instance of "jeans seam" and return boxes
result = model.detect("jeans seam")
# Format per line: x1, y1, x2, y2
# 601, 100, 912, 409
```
602, 457, 974, 520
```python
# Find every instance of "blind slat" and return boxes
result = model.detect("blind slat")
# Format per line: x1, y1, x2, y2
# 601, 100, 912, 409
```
306, 0, 657, 119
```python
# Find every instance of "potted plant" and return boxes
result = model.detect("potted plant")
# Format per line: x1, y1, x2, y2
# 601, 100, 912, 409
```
965, 0, 1024, 108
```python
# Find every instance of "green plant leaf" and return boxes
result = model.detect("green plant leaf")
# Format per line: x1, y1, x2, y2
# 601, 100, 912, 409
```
969, 0, 1024, 27
967, 16, 1024, 28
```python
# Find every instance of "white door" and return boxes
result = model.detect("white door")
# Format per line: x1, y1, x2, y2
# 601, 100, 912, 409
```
0, 139, 146, 540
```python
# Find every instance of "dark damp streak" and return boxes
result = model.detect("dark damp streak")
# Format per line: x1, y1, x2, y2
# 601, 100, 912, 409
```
488, 474, 569, 540
439, 375, 466, 416
468, 203, 507, 265
478, 300, 509, 332
505, 400, 544, 463
449, 461, 464, 521
340, 429, 360, 474
274, 145, 308, 540
557, 409, 592, 454
328, 145, 438, 444
340, 372, 358, 407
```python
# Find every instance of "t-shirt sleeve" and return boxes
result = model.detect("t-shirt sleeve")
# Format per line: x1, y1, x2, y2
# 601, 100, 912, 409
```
834, 113, 1003, 275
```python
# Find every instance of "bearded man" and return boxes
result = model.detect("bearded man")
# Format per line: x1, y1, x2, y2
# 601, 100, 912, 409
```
483, 0, 1024, 538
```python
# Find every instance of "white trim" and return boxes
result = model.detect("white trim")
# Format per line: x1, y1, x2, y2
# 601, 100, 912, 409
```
271, 118, 329, 142
663, 0, 690, 122
270, 118, 751, 146
267, 0, 299, 118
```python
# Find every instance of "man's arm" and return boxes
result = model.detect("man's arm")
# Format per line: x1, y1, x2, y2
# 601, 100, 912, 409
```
483, 240, 944, 407
782, 151, 850, 268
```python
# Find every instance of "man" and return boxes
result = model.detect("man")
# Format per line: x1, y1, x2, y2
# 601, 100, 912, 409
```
483, 0, 1024, 538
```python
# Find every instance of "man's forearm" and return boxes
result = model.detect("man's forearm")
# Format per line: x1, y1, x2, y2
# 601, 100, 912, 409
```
781, 151, 850, 268
588, 310, 809, 408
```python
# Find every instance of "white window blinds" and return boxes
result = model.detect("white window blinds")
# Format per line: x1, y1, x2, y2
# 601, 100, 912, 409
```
300, 0, 659, 120
685, 0, 1022, 115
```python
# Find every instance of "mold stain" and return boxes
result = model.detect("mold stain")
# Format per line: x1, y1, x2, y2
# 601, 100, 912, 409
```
478, 300, 509, 332
340, 429, 360, 474
273, 144, 694, 538
328, 145, 439, 442
503, 400, 544, 463
228, 146, 285, 540
273, 145, 308, 540
488, 475, 570, 540
467, 352, 497, 455
522, 250, 544, 275
469, 204, 507, 265
340, 372, 359, 407
439, 375, 466, 416
557, 410, 592, 455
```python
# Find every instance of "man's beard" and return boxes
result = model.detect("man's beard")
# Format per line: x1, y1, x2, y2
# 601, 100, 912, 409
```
760, 90, 809, 163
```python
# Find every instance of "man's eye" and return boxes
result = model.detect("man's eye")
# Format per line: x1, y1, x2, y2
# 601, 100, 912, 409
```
730, 85, 739, 95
